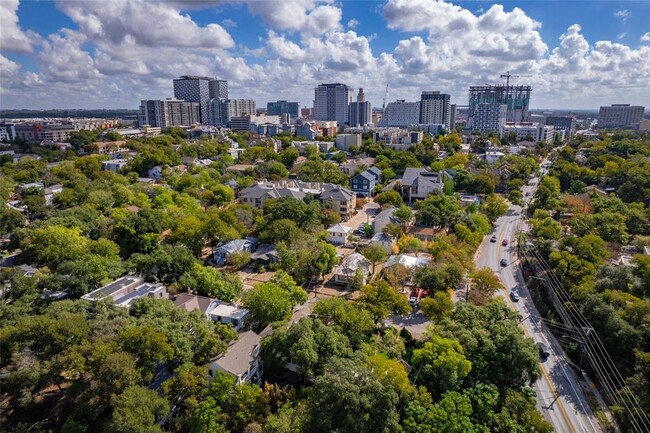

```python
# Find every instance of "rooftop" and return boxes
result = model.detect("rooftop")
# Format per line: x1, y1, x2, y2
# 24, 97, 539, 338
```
213, 331, 261, 376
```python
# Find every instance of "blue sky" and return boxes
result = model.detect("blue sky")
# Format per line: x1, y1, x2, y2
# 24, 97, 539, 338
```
1, 0, 649, 110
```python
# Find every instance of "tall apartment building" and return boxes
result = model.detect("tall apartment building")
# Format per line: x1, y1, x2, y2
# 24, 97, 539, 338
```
449, 104, 457, 129
209, 98, 256, 127
545, 116, 576, 137
598, 104, 645, 128
139, 99, 200, 128
419, 91, 451, 128
469, 103, 507, 136
267, 100, 299, 118
348, 88, 372, 127
314, 83, 351, 126
378, 100, 420, 127
0, 123, 16, 141
469, 85, 531, 123
209, 79, 228, 99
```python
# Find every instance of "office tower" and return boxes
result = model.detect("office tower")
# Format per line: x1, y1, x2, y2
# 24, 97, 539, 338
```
208, 98, 256, 127
348, 88, 372, 127
419, 91, 451, 128
545, 116, 576, 137
378, 100, 420, 127
314, 83, 351, 126
267, 100, 299, 118
209, 79, 228, 99
173, 76, 213, 124
449, 104, 456, 129
469, 103, 507, 136
468, 85, 532, 123
598, 104, 645, 128
139, 99, 200, 128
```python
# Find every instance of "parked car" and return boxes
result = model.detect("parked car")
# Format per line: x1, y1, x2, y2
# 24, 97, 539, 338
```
502, 239, 508, 246
490, 235, 497, 243
509, 290, 520, 302
500, 258, 508, 267
409, 296, 418, 307
537, 342, 550, 359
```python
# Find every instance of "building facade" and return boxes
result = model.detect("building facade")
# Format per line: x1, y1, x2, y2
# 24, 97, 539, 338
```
378, 100, 420, 127
502, 123, 555, 143
419, 91, 451, 128
267, 100, 299, 118
348, 88, 372, 127
139, 99, 200, 128
314, 83, 351, 126
598, 104, 645, 128
209, 79, 228, 99
173, 75, 213, 124
0, 123, 16, 141
469, 85, 531, 123
545, 115, 576, 137
469, 103, 507, 136
335, 133, 362, 151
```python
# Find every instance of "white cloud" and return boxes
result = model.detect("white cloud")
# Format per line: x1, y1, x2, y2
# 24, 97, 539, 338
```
617, 32, 626, 40
347, 18, 359, 29
614, 9, 631, 21
641, 32, 650, 42
221, 18, 237, 28
0, 0, 35, 53
246, 1, 342, 37
267, 31, 306, 61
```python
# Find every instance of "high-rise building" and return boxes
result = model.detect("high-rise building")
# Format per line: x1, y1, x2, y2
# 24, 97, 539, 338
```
449, 104, 457, 129
469, 103, 507, 136
348, 88, 372, 127
545, 116, 576, 137
139, 99, 200, 128
378, 100, 420, 127
314, 83, 351, 126
598, 104, 644, 128
173, 76, 213, 124
209, 79, 228, 100
468, 85, 531, 123
419, 91, 451, 128
503, 123, 555, 144
267, 100, 299, 118
208, 98, 256, 127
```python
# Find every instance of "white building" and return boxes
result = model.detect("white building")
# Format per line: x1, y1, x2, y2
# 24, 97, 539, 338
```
469, 103, 507, 136
81, 276, 167, 308
326, 224, 354, 245
419, 91, 451, 128
101, 159, 129, 172
502, 123, 555, 144
598, 104, 645, 128
335, 133, 362, 151
378, 100, 420, 127
314, 83, 352, 126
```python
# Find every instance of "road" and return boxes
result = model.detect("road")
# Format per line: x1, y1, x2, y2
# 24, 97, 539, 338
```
475, 161, 603, 433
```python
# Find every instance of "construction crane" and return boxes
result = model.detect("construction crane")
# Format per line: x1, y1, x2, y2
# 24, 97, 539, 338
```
500, 71, 532, 86
382, 84, 389, 110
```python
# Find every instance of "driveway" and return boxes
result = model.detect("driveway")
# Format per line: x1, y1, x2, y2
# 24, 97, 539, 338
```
345, 200, 381, 233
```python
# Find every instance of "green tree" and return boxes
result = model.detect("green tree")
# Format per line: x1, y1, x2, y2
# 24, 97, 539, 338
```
375, 190, 402, 207
481, 194, 509, 223
470, 268, 503, 302
106, 386, 169, 433
243, 282, 295, 331
358, 280, 410, 323
411, 336, 472, 396
419, 291, 453, 322
394, 204, 413, 227
312, 298, 375, 349
361, 243, 387, 274
178, 264, 242, 301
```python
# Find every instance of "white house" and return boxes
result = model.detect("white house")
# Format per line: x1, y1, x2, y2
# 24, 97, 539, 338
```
334, 253, 371, 286
326, 224, 353, 245
213, 237, 258, 266
370, 232, 396, 254
207, 303, 250, 332
209, 330, 262, 385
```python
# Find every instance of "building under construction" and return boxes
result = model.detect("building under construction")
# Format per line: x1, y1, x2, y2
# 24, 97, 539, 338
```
468, 85, 532, 123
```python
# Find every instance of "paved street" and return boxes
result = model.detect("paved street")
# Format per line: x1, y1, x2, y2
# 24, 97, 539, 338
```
476, 158, 603, 433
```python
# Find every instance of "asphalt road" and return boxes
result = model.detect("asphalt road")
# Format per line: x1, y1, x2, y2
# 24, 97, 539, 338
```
475, 162, 603, 433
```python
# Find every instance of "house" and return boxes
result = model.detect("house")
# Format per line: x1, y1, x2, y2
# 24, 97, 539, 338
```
208, 330, 262, 385
407, 226, 439, 242
174, 294, 250, 331
370, 232, 396, 254
250, 243, 280, 266
181, 156, 200, 166
213, 237, 258, 266
94, 140, 126, 155
326, 224, 353, 245
373, 206, 399, 234
320, 185, 356, 221
401, 168, 445, 203
644, 246, 650, 256
44, 184, 63, 205
81, 275, 167, 308
225, 164, 255, 175
383, 254, 430, 270
350, 166, 382, 197
334, 253, 371, 286
484, 151, 505, 164
458, 194, 480, 207
339, 157, 376, 176
148, 165, 164, 179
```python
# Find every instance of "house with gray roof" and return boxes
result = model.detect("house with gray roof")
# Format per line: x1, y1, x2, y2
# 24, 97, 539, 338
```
320, 185, 356, 221
213, 237, 258, 266
326, 223, 353, 245
373, 205, 399, 234
250, 243, 280, 266
209, 330, 262, 385
81, 275, 167, 308
350, 166, 382, 197
401, 168, 445, 203
334, 253, 371, 286
370, 232, 396, 254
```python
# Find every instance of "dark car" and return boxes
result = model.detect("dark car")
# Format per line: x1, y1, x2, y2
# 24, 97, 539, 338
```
537, 342, 550, 359
500, 258, 508, 267
490, 235, 497, 243
509, 290, 520, 302
502, 239, 508, 246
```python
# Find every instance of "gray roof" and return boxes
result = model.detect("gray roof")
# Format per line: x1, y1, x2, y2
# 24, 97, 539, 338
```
250, 243, 280, 261
214, 237, 258, 254
352, 171, 375, 182
239, 184, 269, 199
213, 330, 261, 376
401, 167, 442, 187
366, 166, 382, 178
320, 185, 354, 201
83, 275, 143, 300
337, 253, 371, 277
174, 293, 216, 314
374, 206, 398, 226
371, 232, 395, 243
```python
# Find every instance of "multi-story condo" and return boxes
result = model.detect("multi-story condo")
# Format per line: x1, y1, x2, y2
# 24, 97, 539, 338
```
449, 104, 457, 129
173, 75, 227, 124
502, 123, 555, 144
267, 100, 299, 118
378, 100, 420, 127
0, 123, 16, 141
208, 99, 256, 127
469, 85, 531, 123
139, 99, 200, 128
209, 79, 228, 99
598, 104, 644, 128
314, 83, 351, 126
13, 123, 76, 142
348, 88, 372, 127
545, 116, 576, 137
469, 103, 507, 136
419, 91, 451, 128
41, 125, 77, 142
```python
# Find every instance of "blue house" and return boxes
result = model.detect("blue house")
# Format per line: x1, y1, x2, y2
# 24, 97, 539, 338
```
350, 166, 381, 197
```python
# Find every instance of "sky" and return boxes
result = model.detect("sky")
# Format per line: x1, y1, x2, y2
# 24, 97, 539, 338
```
0, 0, 649, 110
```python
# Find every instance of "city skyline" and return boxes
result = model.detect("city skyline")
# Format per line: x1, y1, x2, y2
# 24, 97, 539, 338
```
1, 0, 649, 110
